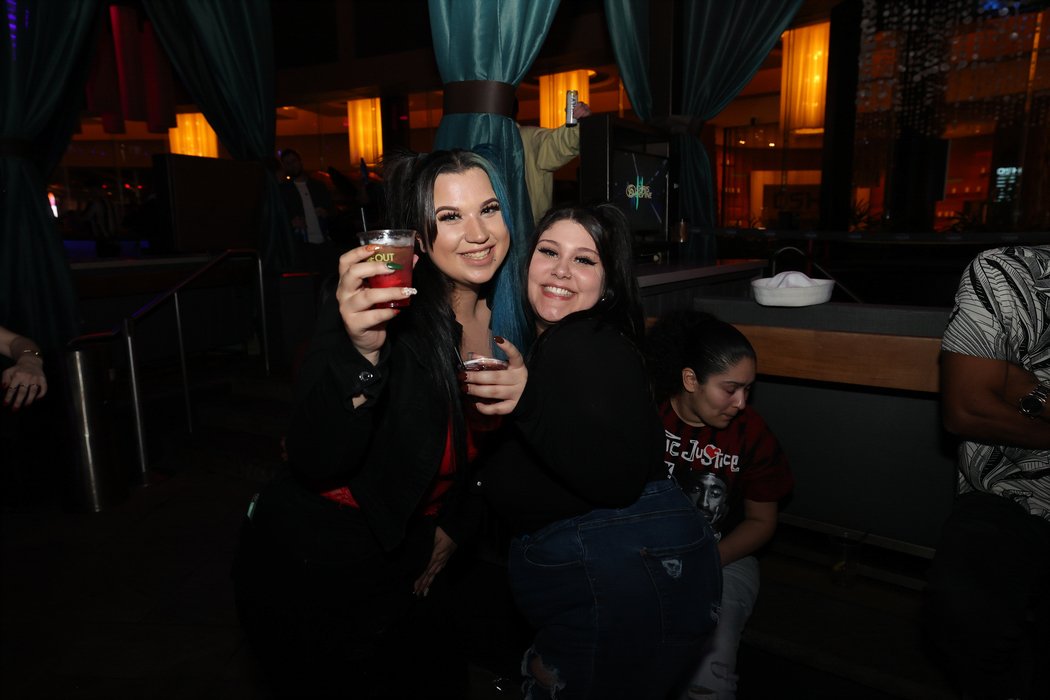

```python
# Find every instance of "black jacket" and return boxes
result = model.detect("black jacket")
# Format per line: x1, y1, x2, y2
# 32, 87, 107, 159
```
286, 296, 477, 551
279, 176, 334, 222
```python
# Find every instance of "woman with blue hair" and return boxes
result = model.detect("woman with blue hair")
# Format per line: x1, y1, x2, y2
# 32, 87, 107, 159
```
234, 148, 530, 698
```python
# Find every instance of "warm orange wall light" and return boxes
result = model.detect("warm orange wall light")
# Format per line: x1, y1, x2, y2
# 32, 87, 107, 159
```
780, 22, 830, 135
538, 70, 591, 129
347, 98, 383, 167
168, 113, 218, 157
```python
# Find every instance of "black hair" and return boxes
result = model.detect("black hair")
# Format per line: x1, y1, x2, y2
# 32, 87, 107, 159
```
382, 147, 528, 350
525, 203, 644, 343
380, 148, 528, 468
645, 309, 756, 403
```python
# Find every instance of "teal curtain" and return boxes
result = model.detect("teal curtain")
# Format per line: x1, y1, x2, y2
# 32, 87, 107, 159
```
679, 0, 802, 226
603, 0, 652, 122
428, 0, 559, 245
1, 0, 100, 352
428, 0, 561, 349
142, 0, 292, 272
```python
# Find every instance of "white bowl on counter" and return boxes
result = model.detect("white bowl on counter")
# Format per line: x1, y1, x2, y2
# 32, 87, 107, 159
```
751, 271, 835, 307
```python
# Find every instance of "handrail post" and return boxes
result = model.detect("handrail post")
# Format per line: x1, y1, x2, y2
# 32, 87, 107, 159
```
123, 318, 150, 484
256, 254, 270, 376
66, 344, 129, 511
173, 291, 193, 433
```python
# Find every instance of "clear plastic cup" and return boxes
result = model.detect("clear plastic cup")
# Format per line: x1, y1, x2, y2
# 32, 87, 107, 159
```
358, 229, 415, 308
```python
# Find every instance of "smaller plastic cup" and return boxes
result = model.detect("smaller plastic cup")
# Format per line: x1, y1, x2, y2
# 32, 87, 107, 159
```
461, 353, 508, 432
358, 229, 415, 308
462, 357, 509, 372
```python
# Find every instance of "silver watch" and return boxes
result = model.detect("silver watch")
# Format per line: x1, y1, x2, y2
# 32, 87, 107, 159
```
1019, 383, 1050, 419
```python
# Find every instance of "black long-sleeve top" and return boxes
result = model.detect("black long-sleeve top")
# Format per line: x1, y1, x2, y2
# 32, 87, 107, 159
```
285, 296, 476, 551
481, 316, 666, 535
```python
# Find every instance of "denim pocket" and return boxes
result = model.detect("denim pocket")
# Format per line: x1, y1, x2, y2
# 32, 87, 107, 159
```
641, 536, 721, 645
519, 520, 585, 568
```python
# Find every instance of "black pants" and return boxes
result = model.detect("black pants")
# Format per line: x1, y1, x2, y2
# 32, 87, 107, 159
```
923, 491, 1050, 700
232, 472, 468, 698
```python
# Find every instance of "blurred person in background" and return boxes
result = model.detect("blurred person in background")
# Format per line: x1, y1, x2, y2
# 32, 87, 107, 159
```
279, 148, 337, 274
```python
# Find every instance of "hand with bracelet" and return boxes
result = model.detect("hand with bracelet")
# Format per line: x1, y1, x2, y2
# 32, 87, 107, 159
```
1, 325, 48, 410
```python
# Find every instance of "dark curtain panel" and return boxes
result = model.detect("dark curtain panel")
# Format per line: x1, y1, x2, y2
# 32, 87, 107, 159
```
1, 0, 101, 352
678, 0, 802, 226
428, 0, 560, 345
142, 0, 292, 272
603, 0, 652, 122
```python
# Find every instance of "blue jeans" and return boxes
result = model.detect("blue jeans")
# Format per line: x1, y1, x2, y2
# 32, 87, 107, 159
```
509, 479, 722, 699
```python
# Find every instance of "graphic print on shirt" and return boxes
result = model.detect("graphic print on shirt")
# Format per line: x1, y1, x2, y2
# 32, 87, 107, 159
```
664, 430, 741, 473
665, 428, 735, 529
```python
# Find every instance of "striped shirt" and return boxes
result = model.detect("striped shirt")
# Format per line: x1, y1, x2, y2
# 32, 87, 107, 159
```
942, 245, 1050, 520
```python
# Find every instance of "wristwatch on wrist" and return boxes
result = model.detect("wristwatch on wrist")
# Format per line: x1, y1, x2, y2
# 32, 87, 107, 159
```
1019, 382, 1050, 419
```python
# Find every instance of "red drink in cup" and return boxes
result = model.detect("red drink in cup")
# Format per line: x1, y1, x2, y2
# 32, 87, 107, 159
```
358, 229, 415, 308
461, 353, 508, 431
462, 353, 509, 404
462, 357, 509, 372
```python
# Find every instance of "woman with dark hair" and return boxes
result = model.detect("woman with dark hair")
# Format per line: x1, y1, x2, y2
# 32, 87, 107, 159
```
474, 204, 721, 699
233, 148, 529, 698
646, 310, 794, 700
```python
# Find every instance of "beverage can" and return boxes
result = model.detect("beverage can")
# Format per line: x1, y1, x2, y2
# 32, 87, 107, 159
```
565, 90, 579, 127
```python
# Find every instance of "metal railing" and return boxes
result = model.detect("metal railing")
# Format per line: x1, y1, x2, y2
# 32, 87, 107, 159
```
67, 249, 270, 484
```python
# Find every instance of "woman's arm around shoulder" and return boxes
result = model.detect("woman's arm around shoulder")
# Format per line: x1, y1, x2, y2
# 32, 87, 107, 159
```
514, 318, 659, 505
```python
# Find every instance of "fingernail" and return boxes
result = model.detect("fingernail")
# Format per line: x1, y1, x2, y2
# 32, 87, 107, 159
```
386, 262, 403, 271
367, 244, 381, 252
401, 287, 417, 296
493, 336, 505, 344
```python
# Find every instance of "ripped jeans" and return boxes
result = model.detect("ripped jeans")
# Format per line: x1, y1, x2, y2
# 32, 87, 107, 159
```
508, 479, 722, 700
681, 556, 760, 700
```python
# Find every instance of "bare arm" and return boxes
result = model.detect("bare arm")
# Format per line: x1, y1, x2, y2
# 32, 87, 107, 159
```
940, 351, 1050, 449
717, 499, 778, 567
0, 325, 32, 358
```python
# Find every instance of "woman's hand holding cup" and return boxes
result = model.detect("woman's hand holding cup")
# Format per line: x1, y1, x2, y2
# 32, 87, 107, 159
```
460, 336, 527, 416
335, 244, 416, 365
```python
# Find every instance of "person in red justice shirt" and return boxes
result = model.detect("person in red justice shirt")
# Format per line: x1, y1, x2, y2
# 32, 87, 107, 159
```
646, 310, 794, 700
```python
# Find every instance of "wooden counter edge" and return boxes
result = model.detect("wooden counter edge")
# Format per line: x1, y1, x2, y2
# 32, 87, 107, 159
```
733, 324, 941, 394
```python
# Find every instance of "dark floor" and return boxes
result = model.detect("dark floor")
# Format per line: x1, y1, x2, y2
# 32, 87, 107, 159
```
1, 356, 958, 699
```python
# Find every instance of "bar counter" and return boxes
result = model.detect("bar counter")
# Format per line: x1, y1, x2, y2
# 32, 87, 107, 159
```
636, 259, 766, 316
635, 258, 766, 288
